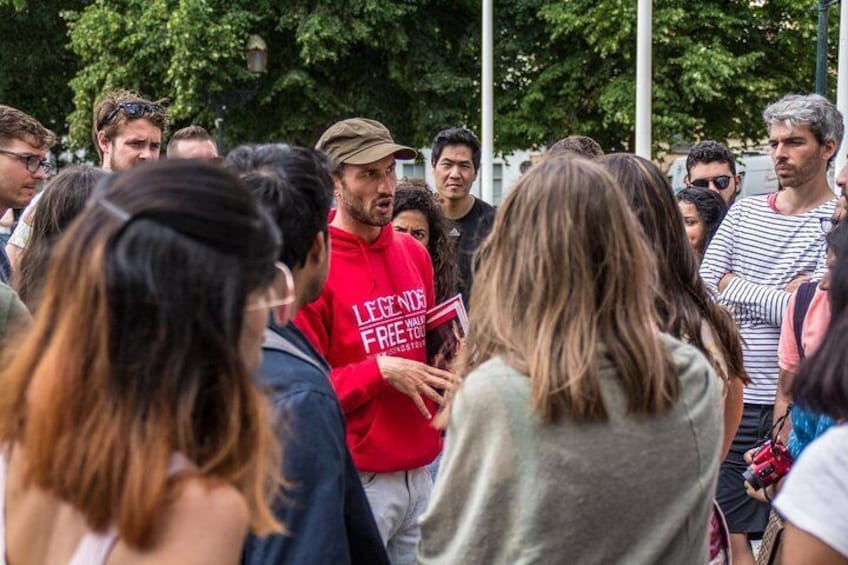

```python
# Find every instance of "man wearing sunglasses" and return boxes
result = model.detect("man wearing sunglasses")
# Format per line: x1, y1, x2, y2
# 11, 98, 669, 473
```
685, 140, 742, 206
92, 89, 169, 172
0, 105, 56, 283
700, 94, 842, 564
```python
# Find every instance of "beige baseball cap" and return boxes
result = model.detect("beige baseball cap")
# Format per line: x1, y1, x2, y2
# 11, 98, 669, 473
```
316, 118, 416, 165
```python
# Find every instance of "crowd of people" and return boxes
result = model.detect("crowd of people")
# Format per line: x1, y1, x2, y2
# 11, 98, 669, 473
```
0, 87, 845, 565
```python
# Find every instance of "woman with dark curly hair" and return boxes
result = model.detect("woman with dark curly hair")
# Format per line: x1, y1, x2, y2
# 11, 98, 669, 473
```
392, 178, 458, 304
676, 187, 729, 262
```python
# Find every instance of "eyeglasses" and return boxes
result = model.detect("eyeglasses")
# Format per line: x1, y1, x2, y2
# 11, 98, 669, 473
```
247, 262, 296, 326
97, 101, 164, 131
0, 149, 54, 175
689, 175, 733, 191
820, 216, 840, 234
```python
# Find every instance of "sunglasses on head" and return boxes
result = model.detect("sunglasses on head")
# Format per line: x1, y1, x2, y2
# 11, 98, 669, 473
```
97, 102, 163, 131
689, 175, 733, 191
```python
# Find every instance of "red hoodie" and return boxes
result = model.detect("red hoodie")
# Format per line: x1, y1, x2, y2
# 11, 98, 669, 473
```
294, 212, 440, 472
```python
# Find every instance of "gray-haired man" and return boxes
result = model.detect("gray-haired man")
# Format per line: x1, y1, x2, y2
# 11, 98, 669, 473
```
700, 93, 842, 562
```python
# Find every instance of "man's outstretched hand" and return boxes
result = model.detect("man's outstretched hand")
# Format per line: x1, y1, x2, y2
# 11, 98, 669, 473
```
377, 356, 457, 419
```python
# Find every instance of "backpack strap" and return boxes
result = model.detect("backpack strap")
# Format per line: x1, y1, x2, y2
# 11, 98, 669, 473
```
793, 281, 818, 360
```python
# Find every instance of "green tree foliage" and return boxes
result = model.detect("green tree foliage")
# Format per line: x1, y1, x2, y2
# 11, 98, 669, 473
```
62, 0, 480, 153
0, 0, 87, 154
495, 0, 826, 153
4, 0, 841, 156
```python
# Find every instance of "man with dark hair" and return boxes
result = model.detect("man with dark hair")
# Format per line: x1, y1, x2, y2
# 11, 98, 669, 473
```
226, 144, 388, 565
431, 127, 494, 306
686, 140, 741, 205
546, 134, 604, 159
295, 118, 454, 565
0, 104, 56, 282
92, 89, 169, 172
701, 93, 842, 563
167, 125, 219, 161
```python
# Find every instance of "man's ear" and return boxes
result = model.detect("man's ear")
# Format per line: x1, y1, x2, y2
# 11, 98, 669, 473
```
307, 231, 327, 267
97, 130, 112, 156
332, 175, 344, 198
822, 139, 838, 163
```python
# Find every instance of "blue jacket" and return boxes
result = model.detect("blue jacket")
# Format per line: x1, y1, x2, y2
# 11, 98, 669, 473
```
243, 322, 388, 565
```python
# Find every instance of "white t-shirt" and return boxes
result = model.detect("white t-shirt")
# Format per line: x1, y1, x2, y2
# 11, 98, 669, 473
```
774, 424, 848, 558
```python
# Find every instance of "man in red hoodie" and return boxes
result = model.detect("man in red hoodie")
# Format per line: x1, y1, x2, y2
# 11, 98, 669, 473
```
295, 118, 455, 564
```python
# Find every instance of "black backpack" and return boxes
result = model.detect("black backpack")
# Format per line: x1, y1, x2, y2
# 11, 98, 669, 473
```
793, 281, 818, 360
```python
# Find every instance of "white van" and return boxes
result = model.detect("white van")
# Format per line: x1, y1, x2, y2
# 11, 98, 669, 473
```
667, 153, 779, 199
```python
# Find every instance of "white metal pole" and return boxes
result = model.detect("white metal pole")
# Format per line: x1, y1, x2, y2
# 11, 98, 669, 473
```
635, 0, 652, 158
835, 0, 848, 181
481, 0, 494, 203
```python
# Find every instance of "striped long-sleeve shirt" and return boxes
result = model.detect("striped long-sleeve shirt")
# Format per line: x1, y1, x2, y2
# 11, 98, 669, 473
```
699, 193, 834, 404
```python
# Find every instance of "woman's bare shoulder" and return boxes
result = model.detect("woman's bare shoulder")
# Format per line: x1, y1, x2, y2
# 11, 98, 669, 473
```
114, 477, 249, 565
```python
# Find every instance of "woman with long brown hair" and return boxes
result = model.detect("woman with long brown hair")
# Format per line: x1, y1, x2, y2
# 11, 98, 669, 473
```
13, 165, 107, 312
418, 156, 722, 564
601, 154, 747, 564
0, 160, 289, 563
601, 153, 747, 459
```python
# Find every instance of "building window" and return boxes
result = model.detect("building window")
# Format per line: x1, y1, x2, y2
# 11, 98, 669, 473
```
493, 163, 504, 205
401, 163, 426, 181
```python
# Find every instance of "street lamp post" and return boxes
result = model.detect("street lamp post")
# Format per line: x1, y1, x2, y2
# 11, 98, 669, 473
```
635, 0, 652, 158
214, 34, 267, 153
816, 0, 839, 96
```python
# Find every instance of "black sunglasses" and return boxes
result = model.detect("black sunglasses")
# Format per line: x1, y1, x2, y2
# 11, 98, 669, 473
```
689, 175, 733, 191
97, 102, 163, 131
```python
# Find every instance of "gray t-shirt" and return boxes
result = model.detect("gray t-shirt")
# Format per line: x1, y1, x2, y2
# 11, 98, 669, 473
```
418, 335, 722, 564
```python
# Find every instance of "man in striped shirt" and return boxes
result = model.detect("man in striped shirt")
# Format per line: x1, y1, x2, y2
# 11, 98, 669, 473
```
700, 93, 841, 564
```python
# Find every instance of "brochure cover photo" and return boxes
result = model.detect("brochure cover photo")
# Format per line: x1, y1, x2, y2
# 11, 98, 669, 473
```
425, 294, 468, 370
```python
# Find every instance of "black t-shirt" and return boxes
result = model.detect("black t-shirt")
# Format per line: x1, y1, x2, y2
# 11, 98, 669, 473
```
446, 197, 496, 308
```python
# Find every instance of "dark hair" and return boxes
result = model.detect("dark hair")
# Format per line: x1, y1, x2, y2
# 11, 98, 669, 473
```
793, 237, 848, 419
225, 144, 333, 269
685, 140, 737, 176
167, 125, 215, 157
675, 187, 729, 251
14, 165, 108, 311
0, 160, 283, 548
393, 178, 458, 302
431, 127, 481, 171
601, 153, 748, 386
547, 135, 604, 159
828, 227, 848, 317
826, 220, 848, 258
